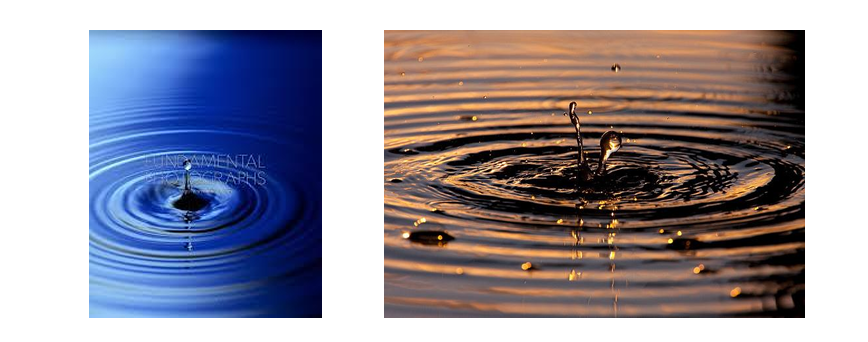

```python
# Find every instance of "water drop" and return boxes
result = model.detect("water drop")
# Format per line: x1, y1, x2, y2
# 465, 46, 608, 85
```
611, 63, 621, 72
596, 131, 622, 176
406, 230, 454, 246
418, 56, 424, 62
730, 287, 742, 297
173, 158, 209, 211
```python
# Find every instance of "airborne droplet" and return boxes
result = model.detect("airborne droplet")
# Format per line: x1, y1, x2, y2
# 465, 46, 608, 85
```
596, 131, 623, 176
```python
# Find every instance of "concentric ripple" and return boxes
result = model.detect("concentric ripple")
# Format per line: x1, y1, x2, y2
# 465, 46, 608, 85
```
90, 31, 321, 317
385, 31, 804, 317
90, 104, 320, 317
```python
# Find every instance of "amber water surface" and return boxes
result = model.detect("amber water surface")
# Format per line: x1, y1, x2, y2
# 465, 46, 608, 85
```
384, 31, 804, 317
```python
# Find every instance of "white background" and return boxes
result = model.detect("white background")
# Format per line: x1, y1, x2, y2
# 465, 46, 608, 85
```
0, 0, 861, 340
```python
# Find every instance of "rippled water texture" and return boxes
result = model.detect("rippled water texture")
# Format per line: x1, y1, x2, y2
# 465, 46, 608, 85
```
384, 31, 804, 317
90, 31, 322, 317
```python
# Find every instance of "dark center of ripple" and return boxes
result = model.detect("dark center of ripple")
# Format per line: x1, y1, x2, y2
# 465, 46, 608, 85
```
172, 159, 210, 212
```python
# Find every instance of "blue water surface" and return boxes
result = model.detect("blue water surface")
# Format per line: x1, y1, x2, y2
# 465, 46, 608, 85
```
89, 31, 321, 317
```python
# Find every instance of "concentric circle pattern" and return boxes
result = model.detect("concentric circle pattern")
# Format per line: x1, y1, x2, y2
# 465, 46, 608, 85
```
90, 94, 320, 317
385, 31, 804, 317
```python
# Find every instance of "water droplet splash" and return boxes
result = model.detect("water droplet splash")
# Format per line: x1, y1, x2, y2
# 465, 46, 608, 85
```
564, 101, 623, 181
597, 131, 622, 176
172, 159, 209, 212
564, 102, 592, 181
611, 63, 621, 72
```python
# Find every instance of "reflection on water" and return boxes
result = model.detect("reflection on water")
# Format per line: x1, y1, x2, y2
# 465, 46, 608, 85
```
384, 31, 804, 317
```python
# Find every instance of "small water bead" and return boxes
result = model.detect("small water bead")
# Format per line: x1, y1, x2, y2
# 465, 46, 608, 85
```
730, 287, 742, 297
611, 63, 621, 72
597, 131, 623, 175
406, 230, 454, 246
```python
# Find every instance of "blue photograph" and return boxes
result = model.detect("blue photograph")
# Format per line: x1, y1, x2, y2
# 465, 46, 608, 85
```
89, 30, 322, 317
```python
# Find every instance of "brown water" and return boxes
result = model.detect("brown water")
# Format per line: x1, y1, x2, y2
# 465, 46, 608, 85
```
384, 31, 804, 317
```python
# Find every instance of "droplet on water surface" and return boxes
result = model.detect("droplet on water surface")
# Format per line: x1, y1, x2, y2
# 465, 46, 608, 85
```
405, 230, 455, 246
172, 158, 209, 212
611, 63, 621, 72
730, 287, 742, 297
